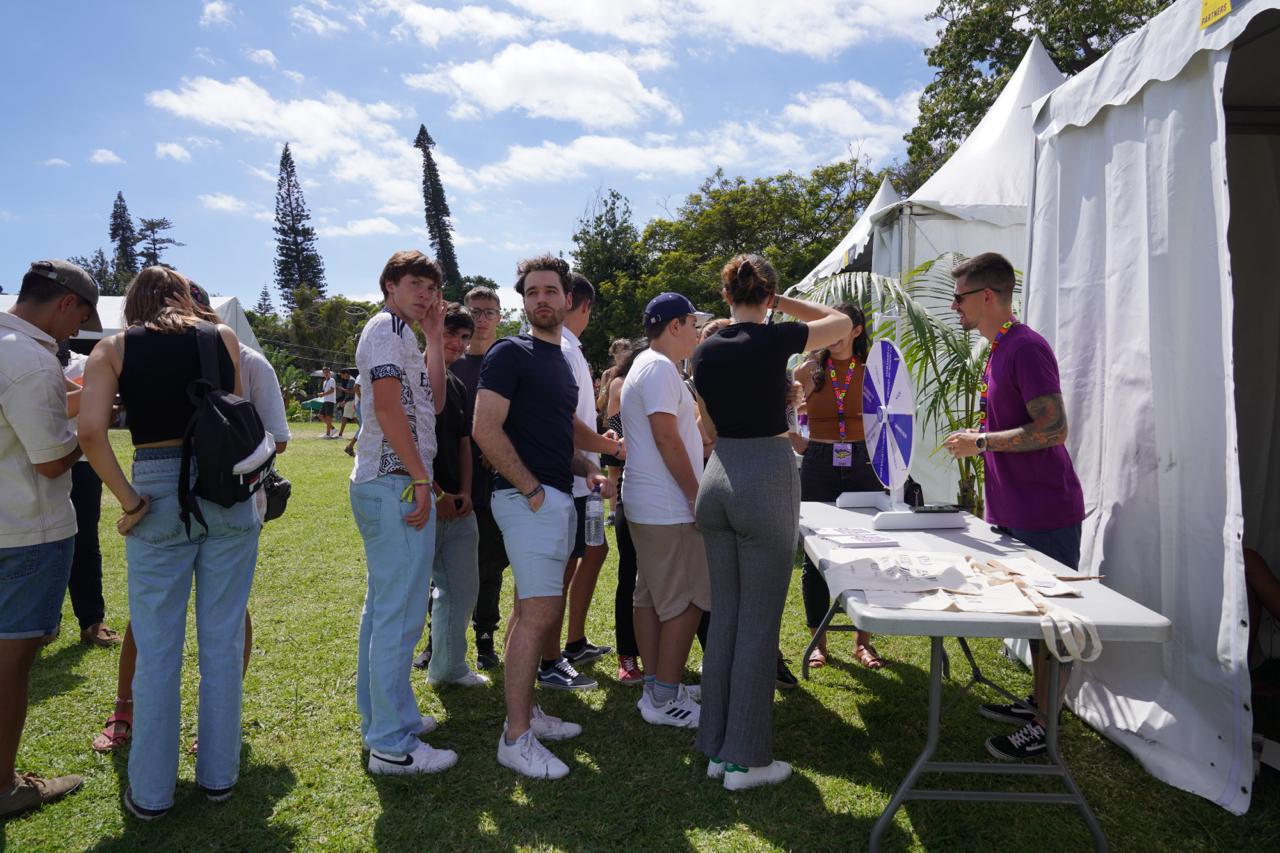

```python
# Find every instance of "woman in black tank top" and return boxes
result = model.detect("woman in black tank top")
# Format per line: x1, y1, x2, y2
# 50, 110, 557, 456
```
78, 267, 258, 817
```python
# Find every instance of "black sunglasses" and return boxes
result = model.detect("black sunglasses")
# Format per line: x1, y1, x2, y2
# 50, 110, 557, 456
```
952, 287, 989, 303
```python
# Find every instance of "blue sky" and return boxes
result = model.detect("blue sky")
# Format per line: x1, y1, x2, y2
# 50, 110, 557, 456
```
1, 1, 936, 308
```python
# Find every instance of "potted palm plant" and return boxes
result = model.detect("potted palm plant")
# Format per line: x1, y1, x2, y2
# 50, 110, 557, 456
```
791, 253, 1021, 514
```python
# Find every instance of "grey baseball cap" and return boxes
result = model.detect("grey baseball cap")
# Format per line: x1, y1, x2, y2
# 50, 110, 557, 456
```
27, 259, 103, 332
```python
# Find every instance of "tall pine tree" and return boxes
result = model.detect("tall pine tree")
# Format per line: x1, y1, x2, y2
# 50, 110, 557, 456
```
136, 217, 184, 268
108, 191, 139, 292
254, 283, 275, 316
273, 143, 327, 310
413, 125, 462, 301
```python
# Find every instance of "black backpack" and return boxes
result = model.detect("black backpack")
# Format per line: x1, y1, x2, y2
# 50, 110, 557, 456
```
179, 323, 275, 539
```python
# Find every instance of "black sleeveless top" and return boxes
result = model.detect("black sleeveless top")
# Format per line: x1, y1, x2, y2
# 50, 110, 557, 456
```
118, 325, 234, 445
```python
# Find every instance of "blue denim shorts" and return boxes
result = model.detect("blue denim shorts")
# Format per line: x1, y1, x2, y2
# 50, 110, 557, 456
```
490, 487, 575, 599
0, 537, 75, 639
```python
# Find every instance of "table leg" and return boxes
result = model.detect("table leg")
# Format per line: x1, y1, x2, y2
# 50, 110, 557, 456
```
869, 636, 944, 852
802, 599, 844, 680
1045, 659, 1109, 852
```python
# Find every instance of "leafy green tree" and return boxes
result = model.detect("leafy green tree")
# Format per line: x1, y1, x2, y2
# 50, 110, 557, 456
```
274, 143, 327, 309
414, 125, 463, 301
108, 191, 139, 291
903, 0, 1171, 191
68, 249, 113, 295
136, 217, 184, 268
571, 189, 648, 366
460, 274, 499, 298
254, 283, 275, 316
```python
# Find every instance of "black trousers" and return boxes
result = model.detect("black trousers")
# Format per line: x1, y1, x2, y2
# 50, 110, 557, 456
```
613, 504, 639, 657
68, 461, 106, 630
471, 505, 509, 639
799, 440, 882, 629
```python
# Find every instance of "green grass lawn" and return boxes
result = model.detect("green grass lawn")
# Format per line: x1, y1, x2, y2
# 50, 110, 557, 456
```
7, 421, 1279, 851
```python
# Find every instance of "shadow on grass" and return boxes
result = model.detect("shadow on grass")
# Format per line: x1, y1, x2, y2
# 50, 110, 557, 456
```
28, 641, 92, 707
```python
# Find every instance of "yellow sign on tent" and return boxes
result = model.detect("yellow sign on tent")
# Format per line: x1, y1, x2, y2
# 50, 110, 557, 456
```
1200, 0, 1232, 29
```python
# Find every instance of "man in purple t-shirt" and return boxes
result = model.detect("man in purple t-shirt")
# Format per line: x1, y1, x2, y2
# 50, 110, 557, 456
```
943, 252, 1085, 762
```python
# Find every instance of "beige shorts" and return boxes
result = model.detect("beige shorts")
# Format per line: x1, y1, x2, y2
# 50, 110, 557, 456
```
630, 521, 712, 621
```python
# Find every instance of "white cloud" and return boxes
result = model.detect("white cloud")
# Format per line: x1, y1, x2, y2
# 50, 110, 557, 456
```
283, 70, 306, 84
155, 142, 192, 162
506, 0, 672, 44
471, 134, 740, 187
685, 0, 935, 58
199, 192, 249, 212
781, 80, 920, 161
89, 148, 124, 165
246, 48, 277, 67
186, 135, 220, 148
291, 4, 347, 35
246, 163, 278, 183
378, 0, 526, 47
41, 158, 70, 167
200, 1, 234, 28
146, 76, 447, 215
405, 40, 680, 130
194, 47, 222, 66
320, 217, 402, 237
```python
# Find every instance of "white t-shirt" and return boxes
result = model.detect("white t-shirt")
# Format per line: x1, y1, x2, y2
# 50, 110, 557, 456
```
351, 309, 436, 484
239, 345, 291, 445
619, 348, 702, 525
321, 376, 336, 403
561, 327, 599, 498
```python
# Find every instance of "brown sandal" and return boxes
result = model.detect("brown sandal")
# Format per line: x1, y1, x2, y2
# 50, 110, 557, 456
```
855, 643, 887, 670
807, 647, 827, 668
92, 711, 132, 752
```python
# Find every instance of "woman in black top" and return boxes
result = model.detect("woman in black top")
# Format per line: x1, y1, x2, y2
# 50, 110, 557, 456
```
691, 254, 850, 790
79, 267, 257, 819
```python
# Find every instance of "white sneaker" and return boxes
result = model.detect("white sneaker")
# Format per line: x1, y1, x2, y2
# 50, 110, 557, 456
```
723, 760, 792, 791
496, 726, 570, 780
428, 669, 491, 687
368, 741, 458, 775
530, 705, 581, 742
685, 684, 701, 703
415, 715, 438, 736
707, 757, 725, 779
639, 687, 700, 729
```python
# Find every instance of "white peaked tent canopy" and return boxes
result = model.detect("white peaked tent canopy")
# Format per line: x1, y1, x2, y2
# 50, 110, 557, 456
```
869, 36, 1064, 279
1025, 0, 1280, 815
0, 294, 262, 353
794, 178, 900, 290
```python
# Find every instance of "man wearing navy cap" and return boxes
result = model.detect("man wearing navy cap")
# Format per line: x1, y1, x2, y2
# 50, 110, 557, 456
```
621, 292, 711, 728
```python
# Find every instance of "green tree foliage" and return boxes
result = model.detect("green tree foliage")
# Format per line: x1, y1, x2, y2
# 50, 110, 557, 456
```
903, 0, 1171, 191
67, 249, 113, 295
460, 274, 499, 299
136, 217, 184, 268
414, 125, 463, 301
254, 283, 275, 316
108, 191, 139, 291
571, 189, 647, 367
274, 143, 327, 309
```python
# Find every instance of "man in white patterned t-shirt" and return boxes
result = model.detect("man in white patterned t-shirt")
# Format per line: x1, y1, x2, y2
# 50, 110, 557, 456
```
349, 250, 452, 777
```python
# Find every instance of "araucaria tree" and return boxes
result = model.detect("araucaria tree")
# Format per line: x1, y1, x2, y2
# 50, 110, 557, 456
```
136, 217, 184, 268
274, 143, 327, 310
108, 191, 139, 291
254, 283, 275, 316
413, 125, 462, 301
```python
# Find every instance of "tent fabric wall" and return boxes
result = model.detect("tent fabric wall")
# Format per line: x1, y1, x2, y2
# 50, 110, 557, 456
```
1023, 0, 1280, 813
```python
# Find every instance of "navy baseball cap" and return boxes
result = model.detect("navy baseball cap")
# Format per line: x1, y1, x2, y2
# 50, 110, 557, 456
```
643, 292, 711, 330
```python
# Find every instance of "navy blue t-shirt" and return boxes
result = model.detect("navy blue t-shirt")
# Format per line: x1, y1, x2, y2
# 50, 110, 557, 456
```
477, 334, 578, 495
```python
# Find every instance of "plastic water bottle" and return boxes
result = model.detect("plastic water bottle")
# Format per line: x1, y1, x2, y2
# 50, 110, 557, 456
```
585, 484, 605, 547
798, 412, 810, 440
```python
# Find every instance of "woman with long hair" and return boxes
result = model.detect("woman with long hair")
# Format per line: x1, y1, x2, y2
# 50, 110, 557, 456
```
793, 304, 886, 669
78, 266, 257, 820
606, 341, 648, 685
692, 254, 851, 790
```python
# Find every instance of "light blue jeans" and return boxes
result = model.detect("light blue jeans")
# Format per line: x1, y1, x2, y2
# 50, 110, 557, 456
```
427, 512, 479, 683
350, 474, 436, 756
125, 451, 260, 810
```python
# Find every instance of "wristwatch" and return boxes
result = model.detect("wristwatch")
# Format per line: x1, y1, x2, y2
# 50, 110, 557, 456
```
976, 435, 987, 452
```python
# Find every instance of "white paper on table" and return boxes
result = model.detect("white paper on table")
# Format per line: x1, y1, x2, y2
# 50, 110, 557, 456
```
947, 581, 1040, 614
823, 531, 900, 547
863, 589, 955, 611
824, 550, 974, 593
986, 556, 1080, 597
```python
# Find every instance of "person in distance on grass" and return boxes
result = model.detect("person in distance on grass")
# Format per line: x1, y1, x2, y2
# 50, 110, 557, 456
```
455, 285, 510, 671
337, 369, 356, 438
78, 266, 256, 819
942, 251, 1085, 762
319, 366, 337, 438
0, 260, 99, 819
622, 293, 711, 729
472, 254, 613, 780
692, 254, 851, 790
349, 250, 455, 777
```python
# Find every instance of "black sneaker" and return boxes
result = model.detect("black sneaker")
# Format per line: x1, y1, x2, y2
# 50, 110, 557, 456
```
476, 634, 500, 670
412, 640, 432, 671
978, 694, 1037, 725
199, 784, 234, 803
563, 639, 612, 665
123, 787, 170, 821
538, 656, 597, 691
985, 722, 1047, 761
775, 655, 798, 691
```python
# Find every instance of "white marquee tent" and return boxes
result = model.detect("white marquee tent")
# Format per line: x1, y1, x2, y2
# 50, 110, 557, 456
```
793, 178, 900, 290
1025, 0, 1280, 814
0, 294, 262, 353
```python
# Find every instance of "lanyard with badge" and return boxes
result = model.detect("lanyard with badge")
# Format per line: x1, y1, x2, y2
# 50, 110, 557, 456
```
826, 357, 857, 467
977, 319, 1017, 431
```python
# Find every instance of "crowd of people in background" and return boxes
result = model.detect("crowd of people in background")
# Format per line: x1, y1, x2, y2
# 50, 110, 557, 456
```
2, 242, 1151, 818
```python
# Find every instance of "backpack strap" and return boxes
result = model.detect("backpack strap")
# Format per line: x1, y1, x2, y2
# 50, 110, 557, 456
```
194, 322, 222, 388
179, 322, 221, 543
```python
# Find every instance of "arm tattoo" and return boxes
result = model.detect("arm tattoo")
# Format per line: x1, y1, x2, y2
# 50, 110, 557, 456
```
985, 393, 1069, 452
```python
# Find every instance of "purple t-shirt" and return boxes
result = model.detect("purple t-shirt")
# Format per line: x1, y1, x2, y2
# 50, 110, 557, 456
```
983, 323, 1085, 531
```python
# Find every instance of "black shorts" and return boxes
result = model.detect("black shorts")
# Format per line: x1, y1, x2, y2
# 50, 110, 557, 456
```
321, 402, 335, 417
571, 495, 588, 559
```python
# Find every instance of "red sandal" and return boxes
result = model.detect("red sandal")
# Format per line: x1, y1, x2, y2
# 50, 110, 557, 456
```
92, 708, 132, 752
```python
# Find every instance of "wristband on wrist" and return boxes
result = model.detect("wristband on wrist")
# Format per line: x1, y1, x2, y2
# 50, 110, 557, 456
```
123, 497, 146, 516
523, 484, 544, 501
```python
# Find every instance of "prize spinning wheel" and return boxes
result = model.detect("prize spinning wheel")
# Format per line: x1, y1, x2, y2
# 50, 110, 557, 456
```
861, 339, 914, 495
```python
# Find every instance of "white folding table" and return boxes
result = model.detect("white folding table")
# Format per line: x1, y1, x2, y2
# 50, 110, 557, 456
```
800, 501, 1172, 852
